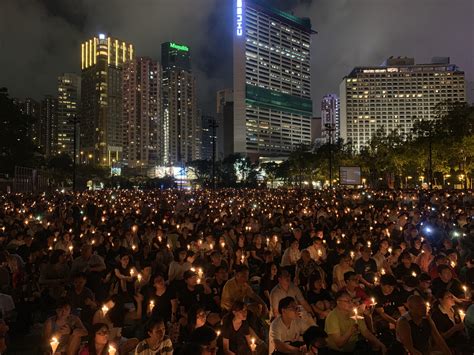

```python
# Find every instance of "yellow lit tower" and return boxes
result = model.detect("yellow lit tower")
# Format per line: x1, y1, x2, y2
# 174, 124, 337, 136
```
80, 34, 134, 166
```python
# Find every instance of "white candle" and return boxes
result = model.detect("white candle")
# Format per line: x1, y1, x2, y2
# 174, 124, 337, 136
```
459, 310, 465, 322
50, 337, 59, 354
101, 304, 109, 316
108, 345, 116, 355
149, 300, 155, 313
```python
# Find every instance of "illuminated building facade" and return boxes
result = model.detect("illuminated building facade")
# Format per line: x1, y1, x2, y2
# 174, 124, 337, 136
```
340, 57, 466, 152
122, 57, 162, 169
80, 34, 134, 166
321, 94, 340, 144
233, 0, 315, 158
57, 73, 81, 157
40, 95, 58, 157
161, 42, 200, 165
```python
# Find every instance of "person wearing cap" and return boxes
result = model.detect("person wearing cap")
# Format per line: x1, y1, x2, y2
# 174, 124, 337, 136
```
324, 291, 387, 354
269, 296, 315, 355
396, 295, 451, 355
371, 274, 405, 329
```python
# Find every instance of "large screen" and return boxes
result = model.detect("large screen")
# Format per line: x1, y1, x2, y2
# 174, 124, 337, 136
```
339, 166, 361, 185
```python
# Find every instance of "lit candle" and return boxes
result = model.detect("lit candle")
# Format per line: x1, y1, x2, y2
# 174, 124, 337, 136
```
350, 251, 355, 259
108, 345, 117, 355
221, 242, 225, 249
50, 337, 59, 354
216, 330, 221, 337
317, 249, 323, 257
374, 276, 379, 284
102, 304, 109, 316
411, 271, 417, 277
371, 297, 376, 306
450, 260, 456, 268
381, 268, 386, 275
459, 310, 465, 322
426, 302, 430, 313
367, 241, 371, 248
388, 247, 392, 254
137, 273, 142, 283
130, 268, 135, 277
148, 300, 155, 313
250, 337, 257, 352
462, 285, 468, 294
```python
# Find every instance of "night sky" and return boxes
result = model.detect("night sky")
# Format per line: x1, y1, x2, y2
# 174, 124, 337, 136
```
1, 0, 473, 115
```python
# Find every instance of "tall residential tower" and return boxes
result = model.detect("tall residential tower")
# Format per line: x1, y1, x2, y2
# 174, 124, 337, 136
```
321, 94, 340, 144
161, 42, 200, 165
233, 0, 315, 159
80, 34, 134, 166
57, 73, 81, 157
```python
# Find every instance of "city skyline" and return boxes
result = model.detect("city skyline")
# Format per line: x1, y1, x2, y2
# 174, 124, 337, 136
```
1, 0, 473, 116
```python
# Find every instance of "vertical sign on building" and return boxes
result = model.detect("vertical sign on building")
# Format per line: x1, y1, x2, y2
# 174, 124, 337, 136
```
236, 0, 243, 36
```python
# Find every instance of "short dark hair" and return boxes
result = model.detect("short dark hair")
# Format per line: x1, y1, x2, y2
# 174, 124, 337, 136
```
334, 291, 350, 301
188, 326, 217, 346
303, 326, 327, 347
437, 264, 451, 274
381, 274, 397, 286
145, 317, 165, 334
234, 264, 249, 274
278, 296, 295, 314
343, 271, 357, 282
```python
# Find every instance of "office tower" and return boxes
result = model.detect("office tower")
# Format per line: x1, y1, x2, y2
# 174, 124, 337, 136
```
161, 41, 200, 165
40, 95, 58, 157
216, 89, 234, 158
80, 34, 133, 166
321, 94, 340, 143
233, 0, 315, 159
200, 114, 218, 161
57, 73, 81, 157
340, 57, 466, 152
18, 98, 41, 148
122, 57, 162, 169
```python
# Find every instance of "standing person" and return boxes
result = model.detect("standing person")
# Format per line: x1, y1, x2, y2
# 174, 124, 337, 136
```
324, 291, 387, 354
396, 295, 452, 355
134, 317, 173, 355
221, 301, 254, 355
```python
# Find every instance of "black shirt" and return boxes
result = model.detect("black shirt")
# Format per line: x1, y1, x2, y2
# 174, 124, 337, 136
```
307, 288, 332, 304
178, 284, 207, 312
430, 304, 467, 347
147, 286, 177, 323
354, 257, 378, 282
372, 286, 404, 317
431, 277, 464, 299
394, 263, 421, 281
221, 314, 251, 355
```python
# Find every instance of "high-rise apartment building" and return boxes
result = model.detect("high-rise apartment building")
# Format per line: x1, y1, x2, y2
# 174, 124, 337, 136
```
321, 94, 340, 143
161, 42, 200, 165
18, 98, 41, 149
40, 95, 58, 157
340, 57, 466, 152
233, 0, 315, 158
122, 57, 162, 169
80, 34, 134, 166
57, 73, 81, 157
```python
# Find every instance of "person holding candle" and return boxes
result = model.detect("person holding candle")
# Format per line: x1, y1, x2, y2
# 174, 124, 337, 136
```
431, 265, 465, 300
332, 254, 354, 293
221, 301, 255, 355
43, 298, 88, 355
324, 291, 386, 354
354, 246, 378, 288
78, 323, 113, 355
145, 274, 178, 324
371, 274, 404, 331
134, 317, 173, 355
393, 251, 421, 282
430, 290, 469, 354
396, 295, 452, 355
110, 253, 136, 298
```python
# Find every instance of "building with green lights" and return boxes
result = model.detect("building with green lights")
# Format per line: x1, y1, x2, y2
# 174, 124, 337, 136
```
161, 42, 200, 165
233, 0, 316, 158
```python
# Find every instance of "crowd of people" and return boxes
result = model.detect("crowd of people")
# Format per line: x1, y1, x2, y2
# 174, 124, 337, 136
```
0, 188, 473, 354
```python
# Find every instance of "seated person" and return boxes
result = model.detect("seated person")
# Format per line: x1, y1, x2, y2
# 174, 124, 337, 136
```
393, 251, 421, 282
306, 274, 333, 321
186, 326, 218, 355
324, 291, 386, 353
302, 326, 328, 355
430, 290, 469, 354
43, 298, 88, 355
371, 274, 405, 329
431, 265, 465, 300
134, 317, 173, 355
66, 272, 97, 324
396, 295, 451, 355
78, 323, 112, 355
270, 269, 314, 318
269, 296, 316, 354
354, 247, 377, 288
221, 301, 255, 355
340, 271, 369, 306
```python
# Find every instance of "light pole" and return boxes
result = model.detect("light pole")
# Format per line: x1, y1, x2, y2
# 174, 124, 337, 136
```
324, 123, 336, 188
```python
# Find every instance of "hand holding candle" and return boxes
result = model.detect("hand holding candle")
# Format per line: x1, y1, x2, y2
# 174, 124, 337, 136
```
108, 345, 116, 355
250, 337, 257, 352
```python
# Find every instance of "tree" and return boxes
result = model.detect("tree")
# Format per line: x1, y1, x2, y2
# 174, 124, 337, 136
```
187, 159, 213, 187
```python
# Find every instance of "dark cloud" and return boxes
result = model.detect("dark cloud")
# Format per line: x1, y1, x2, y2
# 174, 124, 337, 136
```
0, 0, 472, 116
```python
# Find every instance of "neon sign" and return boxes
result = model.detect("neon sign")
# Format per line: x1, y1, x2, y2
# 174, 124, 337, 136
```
169, 42, 189, 52
236, 0, 243, 36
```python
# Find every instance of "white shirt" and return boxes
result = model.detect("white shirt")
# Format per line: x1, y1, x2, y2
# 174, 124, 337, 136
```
269, 315, 314, 354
